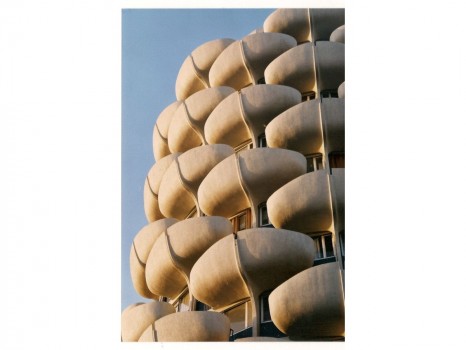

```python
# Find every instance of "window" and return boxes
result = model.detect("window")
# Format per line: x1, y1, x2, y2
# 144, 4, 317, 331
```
175, 291, 190, 312
329, 152, 345, 170
235, 140, 253, 154
230, 209, 251, 232
257, 77, 266, 84
305, 154, 323, 172
258, 134, 267, 148
302, 91, 316, 101
260, 291, 272, 323
320, 89, 338, 99
224, 301, 252, 334
310, 232, 336, 266
258, 203, 273, 227
194, 300, 210, 311
340, 230, 345, 269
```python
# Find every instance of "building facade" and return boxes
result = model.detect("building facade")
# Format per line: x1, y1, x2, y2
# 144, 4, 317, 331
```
122, 8, 345, 342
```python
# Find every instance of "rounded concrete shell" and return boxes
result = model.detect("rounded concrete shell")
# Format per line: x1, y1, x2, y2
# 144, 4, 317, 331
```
265, 99, 323, 155
138, 324, 156, 342
330, 25, 345, 43
269, 263, 345, 339
154, 311, 231, 341
143, 153, 180, 223
309, 8, 345, 42
264, 42, 316, 95
168, 86, 235, 153
315, 41, 345, 92
144, 216, 233, 299
209, 33, 297, 90
204, 84, 301, 148
321, 98, 345, 154
338, 81, 345, 98
153, 101, 182, 161
263, 8, 311, 43
190, 228, 314, 310
130, 218, 178, 299
198, 148, 307, 219
121, 301, 175, 342
267, 170, 333, 233
158, 144, 234, 220
175, 38, 235, 101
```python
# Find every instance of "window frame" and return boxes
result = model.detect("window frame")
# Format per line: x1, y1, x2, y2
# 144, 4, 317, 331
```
229, 209, 251, 232
260, 291, 273, 324
305, 153, 323, 173
308, 232, 336, 265
258, 203, 273, 228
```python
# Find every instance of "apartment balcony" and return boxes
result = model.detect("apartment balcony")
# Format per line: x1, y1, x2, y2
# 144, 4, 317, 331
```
264, 8, 311, 43
152, 101, 181, 161
321, 98, 345, 154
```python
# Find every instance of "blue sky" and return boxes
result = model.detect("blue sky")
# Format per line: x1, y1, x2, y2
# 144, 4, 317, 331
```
121, 8, 275, 310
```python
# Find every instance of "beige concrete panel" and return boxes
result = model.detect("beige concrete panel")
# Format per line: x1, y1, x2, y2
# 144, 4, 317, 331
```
338, 81, 345, 98
330, 25, 345, 44
269, 263, 345, 339
264, 42, 316, 94
239, 84, 302, 142
235, 337, 289, 342
265, 100, 323, 155
237, 228, 314, 293
138, 324, 156, 342
167, 216, 233, 276
154, 311, 231, 341
310, 8, 345, 42
315, 41, 345, 92
204, 91, 252, 147
209, 41, 254, 90
153, 101, 182, 161
241, 32, 297, 82
130, 218, 178, 299
331, 169, 345, 230
249, 27, 264, 35
263, 8, 311, 43
143, 153, 180, 222
238, 148, 307, 205
321, 98, 344, 154
121, 301, 175, 342
145, 233, 187, 299
168, 87, 235, 153
190, 235, 250, 309
267, 171, 333, 233
198, 154, 250, 218
175, 38, 235, 100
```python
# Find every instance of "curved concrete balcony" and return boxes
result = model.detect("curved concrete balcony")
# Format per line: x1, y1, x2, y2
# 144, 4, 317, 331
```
144, 216, 233, 299
315, 41, 345, 93
168, 86, 235, 153
263, 8, 311, 43
152, 101, 182, 161
130, 218, 178, 299
154, 311, 231, 341
143, 153, 180, 223
158, 144, 234, 220
190, 228, 314, 310
175, 38, 235, 101
265, 100, 323, 155
330, 25, 345, 44
198, 148, 306, 219
338, 81, 345, 98
269, 262, 345, 339
205, 84, 301, 148
121, 301, 175, 342
321, 98, 345, 154
267, 170, 333, 233
264, 42, 316, 95
310, 8, 345, 42
209, 32, 297, 90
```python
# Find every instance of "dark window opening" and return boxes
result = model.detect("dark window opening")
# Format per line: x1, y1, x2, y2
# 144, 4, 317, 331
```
195, 300, 210, 311
257, 77, 266, 84
260, 291, 272, 323
329, 152, 345, 171
258, 134, 267, 148
320, 89, 339, 99
302, 91, 316, 101
258, 203, 273, 228
306, 154, 323, 172
310, 232, 336, 266
230, 209, 251, 232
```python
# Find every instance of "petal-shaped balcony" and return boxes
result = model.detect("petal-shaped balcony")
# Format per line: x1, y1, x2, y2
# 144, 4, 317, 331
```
309, 8, 345, 42
143, 153, 180, 223
263, 8, 311, 43
204, 84, 301, 149
315, 41, 345, 93
265, 100, 323, 155
158, 144, 234, 220
175, 38, 235, 101
168, 86, 235, 153
130, 218, 178, 299
154, 311, 231, 341
145, 216, 233, 300
267, 170, 333, 233
209, 32, 297, 90
269, 262, 345, 339
152, 101, 181, 161
198, 148, 306, 222
121, 301, 175, 342
321, 98, 345, 154
264, 42, 316, 95
190, 228, 314, 310
330, 25, 345, 43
